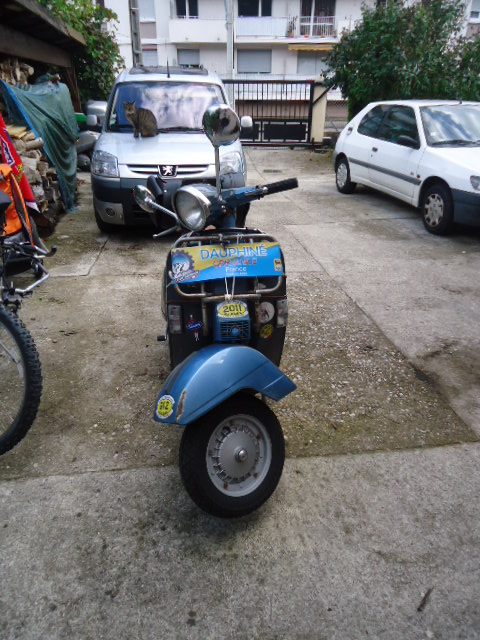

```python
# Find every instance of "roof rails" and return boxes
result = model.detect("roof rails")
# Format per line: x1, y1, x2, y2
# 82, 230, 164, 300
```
129, 65, 209, 76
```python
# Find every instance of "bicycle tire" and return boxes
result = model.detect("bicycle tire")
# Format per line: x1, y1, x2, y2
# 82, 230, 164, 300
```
0, 305, 42, 454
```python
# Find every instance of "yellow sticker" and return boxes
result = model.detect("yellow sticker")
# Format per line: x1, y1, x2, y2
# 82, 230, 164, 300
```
156, 395, 175, 420
260, 323, 274, 340
217, 301, 248, 319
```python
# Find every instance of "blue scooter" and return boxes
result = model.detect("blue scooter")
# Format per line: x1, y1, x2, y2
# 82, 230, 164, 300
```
134, 104, 298, 518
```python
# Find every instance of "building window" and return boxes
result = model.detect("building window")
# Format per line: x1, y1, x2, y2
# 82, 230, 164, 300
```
238, 0, 272, 17
138, 0, 156, 20
142, 47, 158, 66
237, 49, 272, 73
471, 0, 480, 20
297, 52, 328, 76
301, 0, 335, 17
300, 0, 335, 36
140, 22, 157, 38
176, 0, 199, 18
178, 49, 200, 67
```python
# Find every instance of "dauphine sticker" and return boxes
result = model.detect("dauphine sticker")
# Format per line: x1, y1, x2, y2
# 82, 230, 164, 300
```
170, 242, 283, 283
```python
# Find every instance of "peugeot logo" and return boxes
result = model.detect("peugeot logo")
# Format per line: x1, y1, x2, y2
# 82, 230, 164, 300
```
159, 165, 177, 177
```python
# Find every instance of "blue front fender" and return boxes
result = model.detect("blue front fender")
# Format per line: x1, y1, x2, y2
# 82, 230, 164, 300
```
153, 344, 296, 426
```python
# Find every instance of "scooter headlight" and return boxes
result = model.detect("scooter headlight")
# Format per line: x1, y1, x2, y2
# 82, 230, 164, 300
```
172, 185, 211, 231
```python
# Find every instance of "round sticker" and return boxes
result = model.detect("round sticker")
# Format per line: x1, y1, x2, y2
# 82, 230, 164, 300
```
259, 323, 273, 340
156, 395, 175, 420
257, 301, 275, 324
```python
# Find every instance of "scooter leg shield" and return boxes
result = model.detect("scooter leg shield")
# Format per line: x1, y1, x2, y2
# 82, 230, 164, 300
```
153, 343, 296, 426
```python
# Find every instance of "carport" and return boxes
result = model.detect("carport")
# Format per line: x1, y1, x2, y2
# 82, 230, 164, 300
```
0, 0, 85, 111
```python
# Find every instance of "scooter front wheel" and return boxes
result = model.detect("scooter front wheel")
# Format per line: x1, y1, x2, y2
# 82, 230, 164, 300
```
179, 393, 285, 518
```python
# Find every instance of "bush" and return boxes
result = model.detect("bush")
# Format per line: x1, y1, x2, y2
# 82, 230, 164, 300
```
326, 0, 480, 119
38, 0, 124, 103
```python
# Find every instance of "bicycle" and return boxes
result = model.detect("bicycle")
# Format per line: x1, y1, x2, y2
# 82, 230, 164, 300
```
0, 190, 54, 454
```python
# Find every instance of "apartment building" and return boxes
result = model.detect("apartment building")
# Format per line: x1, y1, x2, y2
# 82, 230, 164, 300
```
108, 0, 480, 78
108, 0, 368, 78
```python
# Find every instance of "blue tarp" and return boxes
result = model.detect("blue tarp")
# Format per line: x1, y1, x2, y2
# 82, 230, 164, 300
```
0, 80, 78, 210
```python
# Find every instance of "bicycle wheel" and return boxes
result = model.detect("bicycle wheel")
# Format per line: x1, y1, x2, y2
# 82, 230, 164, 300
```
0, 305, 42, 454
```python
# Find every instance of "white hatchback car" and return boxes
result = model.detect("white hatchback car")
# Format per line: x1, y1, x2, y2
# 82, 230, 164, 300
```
333, 100, 480, 235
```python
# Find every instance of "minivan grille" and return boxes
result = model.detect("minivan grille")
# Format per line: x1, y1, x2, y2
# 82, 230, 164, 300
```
126, 164, 209, 176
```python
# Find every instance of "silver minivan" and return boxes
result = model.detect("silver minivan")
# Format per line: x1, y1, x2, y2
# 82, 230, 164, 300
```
91, 66, 251, 232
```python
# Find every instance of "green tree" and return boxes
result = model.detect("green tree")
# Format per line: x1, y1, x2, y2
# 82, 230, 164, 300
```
38, 0, 124, 104
326, 0, 479, 119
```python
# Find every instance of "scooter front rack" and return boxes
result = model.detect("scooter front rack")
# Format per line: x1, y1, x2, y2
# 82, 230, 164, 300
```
170, 228, 286, 336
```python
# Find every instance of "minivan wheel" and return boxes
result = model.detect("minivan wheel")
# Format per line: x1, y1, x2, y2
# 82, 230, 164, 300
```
335, 157, 356, 194
421, 182, 454, 235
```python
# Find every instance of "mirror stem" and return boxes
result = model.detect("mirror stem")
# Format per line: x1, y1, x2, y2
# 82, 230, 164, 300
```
214, 147, 222, 200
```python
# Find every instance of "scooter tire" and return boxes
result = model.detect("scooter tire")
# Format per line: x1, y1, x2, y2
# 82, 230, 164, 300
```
179, 392, 285, 518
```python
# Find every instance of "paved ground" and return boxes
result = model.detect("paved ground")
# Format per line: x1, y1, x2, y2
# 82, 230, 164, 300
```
1, 148, 479, 639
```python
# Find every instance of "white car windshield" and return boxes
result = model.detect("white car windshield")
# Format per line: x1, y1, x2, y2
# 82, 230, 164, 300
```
420, 104, 480, 147
107, 81, 225, 132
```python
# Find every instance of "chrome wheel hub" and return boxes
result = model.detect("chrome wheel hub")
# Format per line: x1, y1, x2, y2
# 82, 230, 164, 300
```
206, 414, 272, 496
424, 194, 444, 227
337, 162, 348, 188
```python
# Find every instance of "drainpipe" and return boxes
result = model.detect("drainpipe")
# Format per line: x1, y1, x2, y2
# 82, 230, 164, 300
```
224, 0, 234, 106
129, 0, 142, 67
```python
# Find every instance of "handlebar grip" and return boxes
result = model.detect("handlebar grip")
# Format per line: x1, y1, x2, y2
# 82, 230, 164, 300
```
263, 178, 298, 195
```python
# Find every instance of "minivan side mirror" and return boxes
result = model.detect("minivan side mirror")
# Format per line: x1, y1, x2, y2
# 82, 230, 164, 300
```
240, 115, 253, 134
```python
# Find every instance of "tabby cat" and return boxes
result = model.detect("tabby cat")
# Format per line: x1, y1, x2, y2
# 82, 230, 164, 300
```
123, 101, 158, 138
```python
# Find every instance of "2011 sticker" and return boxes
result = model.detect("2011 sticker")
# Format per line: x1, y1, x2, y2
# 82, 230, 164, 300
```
217, 301, 248, 319
156, 395, 175, 420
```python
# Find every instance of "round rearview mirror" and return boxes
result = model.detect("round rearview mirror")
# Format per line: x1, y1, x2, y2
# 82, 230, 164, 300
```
202, 105, 240, 148
134, 185, 157, 214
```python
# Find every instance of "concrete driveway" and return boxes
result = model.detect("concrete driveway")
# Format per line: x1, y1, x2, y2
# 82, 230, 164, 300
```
1, 148, 479, 639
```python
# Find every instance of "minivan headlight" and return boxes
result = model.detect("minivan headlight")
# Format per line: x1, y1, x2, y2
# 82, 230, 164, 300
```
470, 176, 480, 191
91, 150, 119, 177
220, 150, 243, 175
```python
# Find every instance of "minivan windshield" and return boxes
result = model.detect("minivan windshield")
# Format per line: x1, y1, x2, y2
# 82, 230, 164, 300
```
107, 81, 225, 133
420, 104, 480, 147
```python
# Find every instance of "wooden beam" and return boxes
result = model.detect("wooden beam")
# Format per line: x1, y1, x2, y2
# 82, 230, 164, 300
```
4, 0, 85, 47
0, 24, 72, 67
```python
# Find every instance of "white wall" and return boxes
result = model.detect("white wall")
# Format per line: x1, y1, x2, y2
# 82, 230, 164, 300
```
104, 0, 132, 69
335, 0, 366, 33
199, 0, 223, 19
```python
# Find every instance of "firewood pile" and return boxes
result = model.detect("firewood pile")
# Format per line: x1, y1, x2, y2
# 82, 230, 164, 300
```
0, 59, 34, 87
1, 58, 68, 235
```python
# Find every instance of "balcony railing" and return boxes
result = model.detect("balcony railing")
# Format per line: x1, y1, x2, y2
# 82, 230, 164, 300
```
299, 16, 336, 38
235, 16, 289, 37
236, 16, 336, 39
169, 16, 338, 43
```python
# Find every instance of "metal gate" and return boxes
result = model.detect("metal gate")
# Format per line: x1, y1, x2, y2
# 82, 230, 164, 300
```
222, 79, 314, 146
